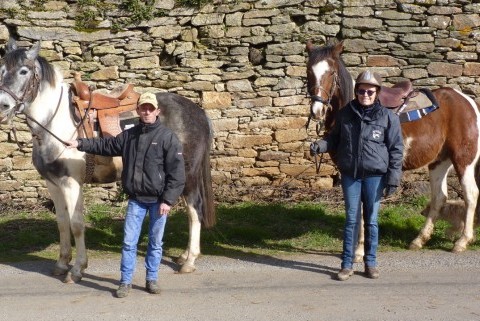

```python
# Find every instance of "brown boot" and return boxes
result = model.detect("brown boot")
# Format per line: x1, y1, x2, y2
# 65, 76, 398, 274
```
146, 280, 161, 294
115, 283, 131, 298
337, 268, 353, 281
365, 266, 380, 279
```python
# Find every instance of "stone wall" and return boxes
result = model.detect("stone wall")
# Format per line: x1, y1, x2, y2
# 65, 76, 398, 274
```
0, 0, 478, 205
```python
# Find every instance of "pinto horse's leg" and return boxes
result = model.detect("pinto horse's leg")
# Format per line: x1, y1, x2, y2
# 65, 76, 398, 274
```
176, 199, 201, 273
353, 208, 364, 263
453, 163, 478, 252
410, 161, 451, 250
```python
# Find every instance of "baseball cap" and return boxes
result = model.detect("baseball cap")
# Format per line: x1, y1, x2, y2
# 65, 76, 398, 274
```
138, 92, 158, 109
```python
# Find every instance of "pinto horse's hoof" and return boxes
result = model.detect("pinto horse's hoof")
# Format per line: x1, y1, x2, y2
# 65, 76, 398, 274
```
178, 264, 196, 274
409, 241, 423, 250
353, 255, 363, 263
452, 244, 467, 253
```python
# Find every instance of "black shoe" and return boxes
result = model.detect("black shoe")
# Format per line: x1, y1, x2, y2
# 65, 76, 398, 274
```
116, 283, 131, 298
146, 280, 161, 294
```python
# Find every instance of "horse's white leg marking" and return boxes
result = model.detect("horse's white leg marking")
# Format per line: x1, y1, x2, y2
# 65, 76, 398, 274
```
402, 136, 413, 164
48, 177, 87, 283
48, 182, 72, 276
453, 90, 480, 252
311, 61, 329, 118
64, 177, 87, 283
454, 163, 479, 252
178, 202, 200, 273
410, 160, 452, 250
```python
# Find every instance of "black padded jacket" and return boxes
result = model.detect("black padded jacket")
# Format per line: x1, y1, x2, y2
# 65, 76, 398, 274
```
323, 100, 403, 186
77, 118, 185, 204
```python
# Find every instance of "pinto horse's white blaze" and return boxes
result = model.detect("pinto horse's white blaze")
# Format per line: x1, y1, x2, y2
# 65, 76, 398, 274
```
310, 60, 330, 119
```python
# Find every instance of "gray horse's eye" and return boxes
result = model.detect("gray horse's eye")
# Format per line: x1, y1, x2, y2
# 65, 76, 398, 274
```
19, 68, 29, 75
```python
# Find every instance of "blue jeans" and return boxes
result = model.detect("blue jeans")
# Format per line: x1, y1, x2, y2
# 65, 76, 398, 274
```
340, 174, 385, 269
120, 199, 167, 284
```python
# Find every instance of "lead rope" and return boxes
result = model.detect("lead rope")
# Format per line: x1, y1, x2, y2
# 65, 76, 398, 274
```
14, 86, 67, 146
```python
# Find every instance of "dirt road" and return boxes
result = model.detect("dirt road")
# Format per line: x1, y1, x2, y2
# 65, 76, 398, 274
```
1, 251, 480, 321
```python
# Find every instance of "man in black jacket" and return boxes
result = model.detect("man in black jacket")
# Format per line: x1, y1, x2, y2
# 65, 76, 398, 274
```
67, 92, 185, 298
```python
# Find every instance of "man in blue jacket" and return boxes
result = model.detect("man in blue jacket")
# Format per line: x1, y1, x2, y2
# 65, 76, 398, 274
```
67, 92, 185, 297
311, 70, 403, 281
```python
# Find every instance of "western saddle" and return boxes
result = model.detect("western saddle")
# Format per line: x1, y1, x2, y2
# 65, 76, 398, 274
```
70, 73, 141, 183
378, 80, 414, 112
70, 73, 140, 139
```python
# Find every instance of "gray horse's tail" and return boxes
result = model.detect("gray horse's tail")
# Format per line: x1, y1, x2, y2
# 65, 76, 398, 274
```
200, 143, 216, 228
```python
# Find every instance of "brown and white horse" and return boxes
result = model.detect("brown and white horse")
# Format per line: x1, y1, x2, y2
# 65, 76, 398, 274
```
0, 39, 215, 282
306, 40, 480, 257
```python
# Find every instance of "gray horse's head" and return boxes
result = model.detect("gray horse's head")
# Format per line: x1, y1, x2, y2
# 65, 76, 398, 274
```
0, 38, 55, 122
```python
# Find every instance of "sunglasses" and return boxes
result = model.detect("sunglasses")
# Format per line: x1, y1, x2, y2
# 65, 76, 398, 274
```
356, 89, 377, 97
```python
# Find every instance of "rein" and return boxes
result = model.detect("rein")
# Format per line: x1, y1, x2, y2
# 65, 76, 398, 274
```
17, 86, 68, 146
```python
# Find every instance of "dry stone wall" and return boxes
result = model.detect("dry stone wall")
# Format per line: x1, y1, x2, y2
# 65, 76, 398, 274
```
0, 0, 478, 205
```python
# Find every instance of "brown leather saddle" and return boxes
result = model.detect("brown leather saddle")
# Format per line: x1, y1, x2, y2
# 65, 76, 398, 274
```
378, 80, 438, 122
71, 73, 140, 138
379, 80, 415, 111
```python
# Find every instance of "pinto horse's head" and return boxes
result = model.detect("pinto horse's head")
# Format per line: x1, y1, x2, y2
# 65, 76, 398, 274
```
0, 38, 55, 122
305, 40, 354, 132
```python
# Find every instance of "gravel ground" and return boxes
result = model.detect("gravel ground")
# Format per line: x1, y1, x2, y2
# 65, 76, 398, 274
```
1, 250, 480, 321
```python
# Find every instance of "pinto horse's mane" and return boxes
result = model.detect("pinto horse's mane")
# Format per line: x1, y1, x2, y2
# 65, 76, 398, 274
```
308, 43, 354, 106
3, 48, 56, 88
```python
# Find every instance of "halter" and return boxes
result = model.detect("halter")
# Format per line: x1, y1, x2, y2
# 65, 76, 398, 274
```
0, 57, 68, 147
306, 71, 338, 136
0, 58, 40, 114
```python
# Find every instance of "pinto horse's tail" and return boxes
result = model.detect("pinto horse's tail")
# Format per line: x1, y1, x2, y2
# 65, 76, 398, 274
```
474, 101, 480, 224
475, 149, 480, 223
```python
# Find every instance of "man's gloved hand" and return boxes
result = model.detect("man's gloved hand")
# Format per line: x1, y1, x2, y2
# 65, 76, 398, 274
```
384, 185, 397, 197
310, 140, 327, 156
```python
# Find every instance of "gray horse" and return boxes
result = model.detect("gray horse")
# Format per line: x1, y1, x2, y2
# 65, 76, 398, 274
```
0, 38, 215, 282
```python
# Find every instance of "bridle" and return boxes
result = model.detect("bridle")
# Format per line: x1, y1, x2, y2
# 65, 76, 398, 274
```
306, 71, 339, 174
306, 71, 338, 136
0, 58, 40, 114
0, 57, 68, 147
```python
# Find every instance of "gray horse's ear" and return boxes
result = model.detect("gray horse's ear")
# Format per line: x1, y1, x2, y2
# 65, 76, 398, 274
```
26, 41, 41, 60
6, 38, 17, 53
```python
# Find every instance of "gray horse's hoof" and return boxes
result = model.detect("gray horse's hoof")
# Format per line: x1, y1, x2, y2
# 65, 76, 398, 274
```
63, 271, 82, 283
52, 266, 68, 276
178, 264, 196, 274
176, 256, 187, 266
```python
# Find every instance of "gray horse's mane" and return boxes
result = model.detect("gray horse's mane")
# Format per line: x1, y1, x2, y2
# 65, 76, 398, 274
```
3, 48, 56, 88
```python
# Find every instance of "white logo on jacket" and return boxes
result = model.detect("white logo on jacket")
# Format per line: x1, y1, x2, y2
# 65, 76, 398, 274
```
372, 130, 381, 139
